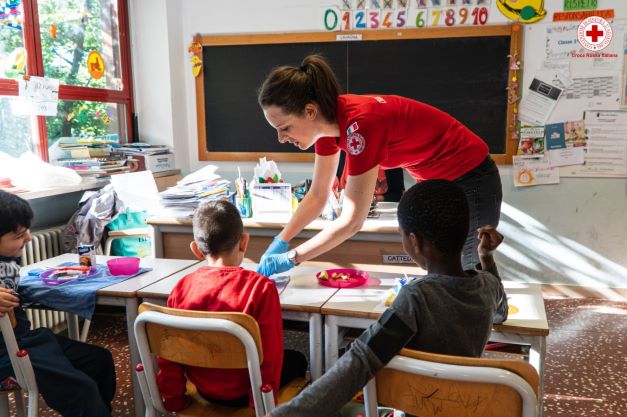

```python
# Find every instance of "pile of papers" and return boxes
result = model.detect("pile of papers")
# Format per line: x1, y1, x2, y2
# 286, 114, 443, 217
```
159, 165, 230, 212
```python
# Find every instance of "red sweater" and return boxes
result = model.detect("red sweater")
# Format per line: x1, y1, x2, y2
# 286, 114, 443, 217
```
156, 266, 284, 411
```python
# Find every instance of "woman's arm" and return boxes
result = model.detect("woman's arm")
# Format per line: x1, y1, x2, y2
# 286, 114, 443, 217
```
278, 152, 340, 242
292, 164, 379, 262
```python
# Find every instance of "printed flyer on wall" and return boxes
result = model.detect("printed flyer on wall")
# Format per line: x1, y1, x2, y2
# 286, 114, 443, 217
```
517, 126, 545, 158
513, 156, 560, 187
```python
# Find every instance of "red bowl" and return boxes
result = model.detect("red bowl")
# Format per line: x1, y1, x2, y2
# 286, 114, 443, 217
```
316, 268, 369, 289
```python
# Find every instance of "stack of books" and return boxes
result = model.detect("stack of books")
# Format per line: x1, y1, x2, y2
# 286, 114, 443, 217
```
53, 136, 131, 177
159, 165, 230, 213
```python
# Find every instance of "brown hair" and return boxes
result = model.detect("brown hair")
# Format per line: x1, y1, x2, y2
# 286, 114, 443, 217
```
192, 200, 243, 256
257, 54, 342, 123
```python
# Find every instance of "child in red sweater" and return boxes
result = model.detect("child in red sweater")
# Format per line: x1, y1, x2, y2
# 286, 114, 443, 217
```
156, 200, 306, 412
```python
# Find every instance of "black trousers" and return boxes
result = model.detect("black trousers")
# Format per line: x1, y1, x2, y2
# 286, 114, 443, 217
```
0, 327, 116, 417
453, 156, 503, 270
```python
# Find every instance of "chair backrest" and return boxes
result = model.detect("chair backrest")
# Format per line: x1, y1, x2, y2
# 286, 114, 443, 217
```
0, 313, 39, 417
364, 348, 539, 417
134, 302, 267, 417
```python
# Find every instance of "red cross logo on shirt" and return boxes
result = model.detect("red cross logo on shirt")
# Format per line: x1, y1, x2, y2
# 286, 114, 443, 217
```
585, 25, 603, 43
346, 132, 366, 155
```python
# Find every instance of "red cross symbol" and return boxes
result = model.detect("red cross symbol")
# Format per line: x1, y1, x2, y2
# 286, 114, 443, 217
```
586, 25, 604, 43
349, 137, 360, 149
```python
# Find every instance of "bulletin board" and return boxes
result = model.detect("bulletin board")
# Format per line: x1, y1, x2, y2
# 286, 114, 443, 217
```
194, 25, 522, 164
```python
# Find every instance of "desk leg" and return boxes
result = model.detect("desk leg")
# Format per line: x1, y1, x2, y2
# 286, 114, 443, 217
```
151, 225, 163, 258
309, 313, 323, 381
529, 335, 546, 417
66, 313, 80, 340
124, 297, 144, 417
324, 315, 339, 372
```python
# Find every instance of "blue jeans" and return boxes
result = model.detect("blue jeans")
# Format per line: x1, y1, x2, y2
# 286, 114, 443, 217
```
453, 156, 503, 270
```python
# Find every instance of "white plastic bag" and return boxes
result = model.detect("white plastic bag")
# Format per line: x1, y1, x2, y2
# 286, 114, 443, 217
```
6, 151, 81, 190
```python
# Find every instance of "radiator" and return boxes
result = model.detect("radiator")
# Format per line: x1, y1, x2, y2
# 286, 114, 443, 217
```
20, 226, 67, 331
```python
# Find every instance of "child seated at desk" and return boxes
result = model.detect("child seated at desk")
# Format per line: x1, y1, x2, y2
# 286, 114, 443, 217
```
0, 191, 116, 417
267, 179, 508, 417
157, 200, 306, 412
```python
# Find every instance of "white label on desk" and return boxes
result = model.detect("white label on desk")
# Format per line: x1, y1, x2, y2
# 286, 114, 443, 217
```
382, 254, 413, 264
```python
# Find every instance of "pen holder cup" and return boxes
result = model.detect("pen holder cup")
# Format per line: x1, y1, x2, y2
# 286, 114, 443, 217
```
236, 197, 252, 218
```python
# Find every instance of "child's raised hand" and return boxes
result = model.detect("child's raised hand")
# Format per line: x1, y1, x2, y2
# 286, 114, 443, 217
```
477, 225, 503, 259
0, 288, 20, 316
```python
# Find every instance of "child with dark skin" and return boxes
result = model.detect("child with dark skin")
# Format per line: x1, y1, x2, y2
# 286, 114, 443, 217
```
266, 179, 508, 417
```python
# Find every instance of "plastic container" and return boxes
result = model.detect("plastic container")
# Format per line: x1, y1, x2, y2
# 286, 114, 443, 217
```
40, 267, 97, 286
316, 268, 369, 289
106, 257, 140, 276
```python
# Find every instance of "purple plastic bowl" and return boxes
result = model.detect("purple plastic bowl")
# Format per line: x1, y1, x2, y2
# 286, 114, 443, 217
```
106, 257, 140, 276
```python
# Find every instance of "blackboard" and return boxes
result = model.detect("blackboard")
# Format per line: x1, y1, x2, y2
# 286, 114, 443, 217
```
195, 26, 522, 164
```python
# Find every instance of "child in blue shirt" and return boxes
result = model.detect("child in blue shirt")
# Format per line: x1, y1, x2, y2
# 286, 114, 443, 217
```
0, 190, 116, 417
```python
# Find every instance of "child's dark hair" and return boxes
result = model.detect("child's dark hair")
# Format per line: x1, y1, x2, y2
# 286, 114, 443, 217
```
0, 191, 33, 238
257, 54, 342, 123
192, 200, 243, 256
397, 180, 469, 255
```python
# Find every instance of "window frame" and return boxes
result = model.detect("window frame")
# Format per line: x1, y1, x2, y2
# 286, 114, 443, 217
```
0, 0, 135, 161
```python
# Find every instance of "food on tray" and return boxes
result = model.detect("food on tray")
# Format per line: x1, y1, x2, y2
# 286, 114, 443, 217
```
318, 271, 352, 281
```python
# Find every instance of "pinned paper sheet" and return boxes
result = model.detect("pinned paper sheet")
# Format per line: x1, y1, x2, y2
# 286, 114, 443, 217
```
12, 76, 59, 116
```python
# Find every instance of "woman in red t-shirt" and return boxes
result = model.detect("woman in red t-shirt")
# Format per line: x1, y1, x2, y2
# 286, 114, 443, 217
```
256, 54, 502, 276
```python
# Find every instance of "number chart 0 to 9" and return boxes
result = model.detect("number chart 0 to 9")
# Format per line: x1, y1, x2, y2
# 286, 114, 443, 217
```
323, 5, 490, 30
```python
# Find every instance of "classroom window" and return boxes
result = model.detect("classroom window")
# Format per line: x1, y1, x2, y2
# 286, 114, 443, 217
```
0, 0, 133, 161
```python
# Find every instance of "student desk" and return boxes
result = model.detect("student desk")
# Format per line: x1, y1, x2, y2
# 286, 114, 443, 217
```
147, 215, 404, 264
19, 254, 199, 417
321, 274, 549, 413
137, 261, 351, 382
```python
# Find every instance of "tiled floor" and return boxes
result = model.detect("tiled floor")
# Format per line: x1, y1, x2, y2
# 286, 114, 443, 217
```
25, 297, 627, 416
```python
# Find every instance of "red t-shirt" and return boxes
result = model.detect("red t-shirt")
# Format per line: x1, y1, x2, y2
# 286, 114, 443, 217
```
315, 94, 488, 181
156, 266, 283, 411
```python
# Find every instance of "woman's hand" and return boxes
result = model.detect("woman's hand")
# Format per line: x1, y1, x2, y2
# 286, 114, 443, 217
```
256, 252, 294, 277
260, 236, 289, 261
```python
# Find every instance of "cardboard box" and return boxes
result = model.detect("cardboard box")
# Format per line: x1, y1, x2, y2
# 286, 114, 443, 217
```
131, 153, 175, 173
251, 182, 292, 215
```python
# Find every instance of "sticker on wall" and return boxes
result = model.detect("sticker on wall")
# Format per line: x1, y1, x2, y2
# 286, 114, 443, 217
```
86, 50, 105, 80
4, 47, 26, 77
188, 40, 203, 78
496, 0, 546, 23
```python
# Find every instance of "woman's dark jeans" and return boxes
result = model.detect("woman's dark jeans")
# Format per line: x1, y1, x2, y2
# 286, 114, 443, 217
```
453, 156, 503, 270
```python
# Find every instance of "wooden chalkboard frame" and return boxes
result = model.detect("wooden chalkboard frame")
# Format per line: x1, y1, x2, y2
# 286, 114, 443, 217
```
195, 25, 522, 164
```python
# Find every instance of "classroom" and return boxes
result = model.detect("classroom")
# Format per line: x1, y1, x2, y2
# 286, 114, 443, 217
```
0, 0, 625, 416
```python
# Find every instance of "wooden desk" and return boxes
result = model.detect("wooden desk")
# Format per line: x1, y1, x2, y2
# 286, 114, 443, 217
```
137, 260, 350, 381
147, 215, 406, 265
19, 254, 199, 417
321, 276, 549, 415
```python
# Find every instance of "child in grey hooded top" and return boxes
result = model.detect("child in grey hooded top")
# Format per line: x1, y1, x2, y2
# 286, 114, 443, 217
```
268, 179, 508, 417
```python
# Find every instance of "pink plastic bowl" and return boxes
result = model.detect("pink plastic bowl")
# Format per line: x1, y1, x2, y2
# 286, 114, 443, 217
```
106, 257, 140, 276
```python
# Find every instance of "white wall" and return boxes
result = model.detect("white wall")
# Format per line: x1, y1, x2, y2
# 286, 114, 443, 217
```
129, 0, 627, 289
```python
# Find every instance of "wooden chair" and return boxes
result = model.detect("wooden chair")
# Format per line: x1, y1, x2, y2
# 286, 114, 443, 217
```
0, 313, 39, 417
362, 348, 539, 417
133, 303, 306, 417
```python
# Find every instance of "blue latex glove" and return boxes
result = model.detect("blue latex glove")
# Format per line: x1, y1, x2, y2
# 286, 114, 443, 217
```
262, 236, 289, 258
256, 252, 293, 277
